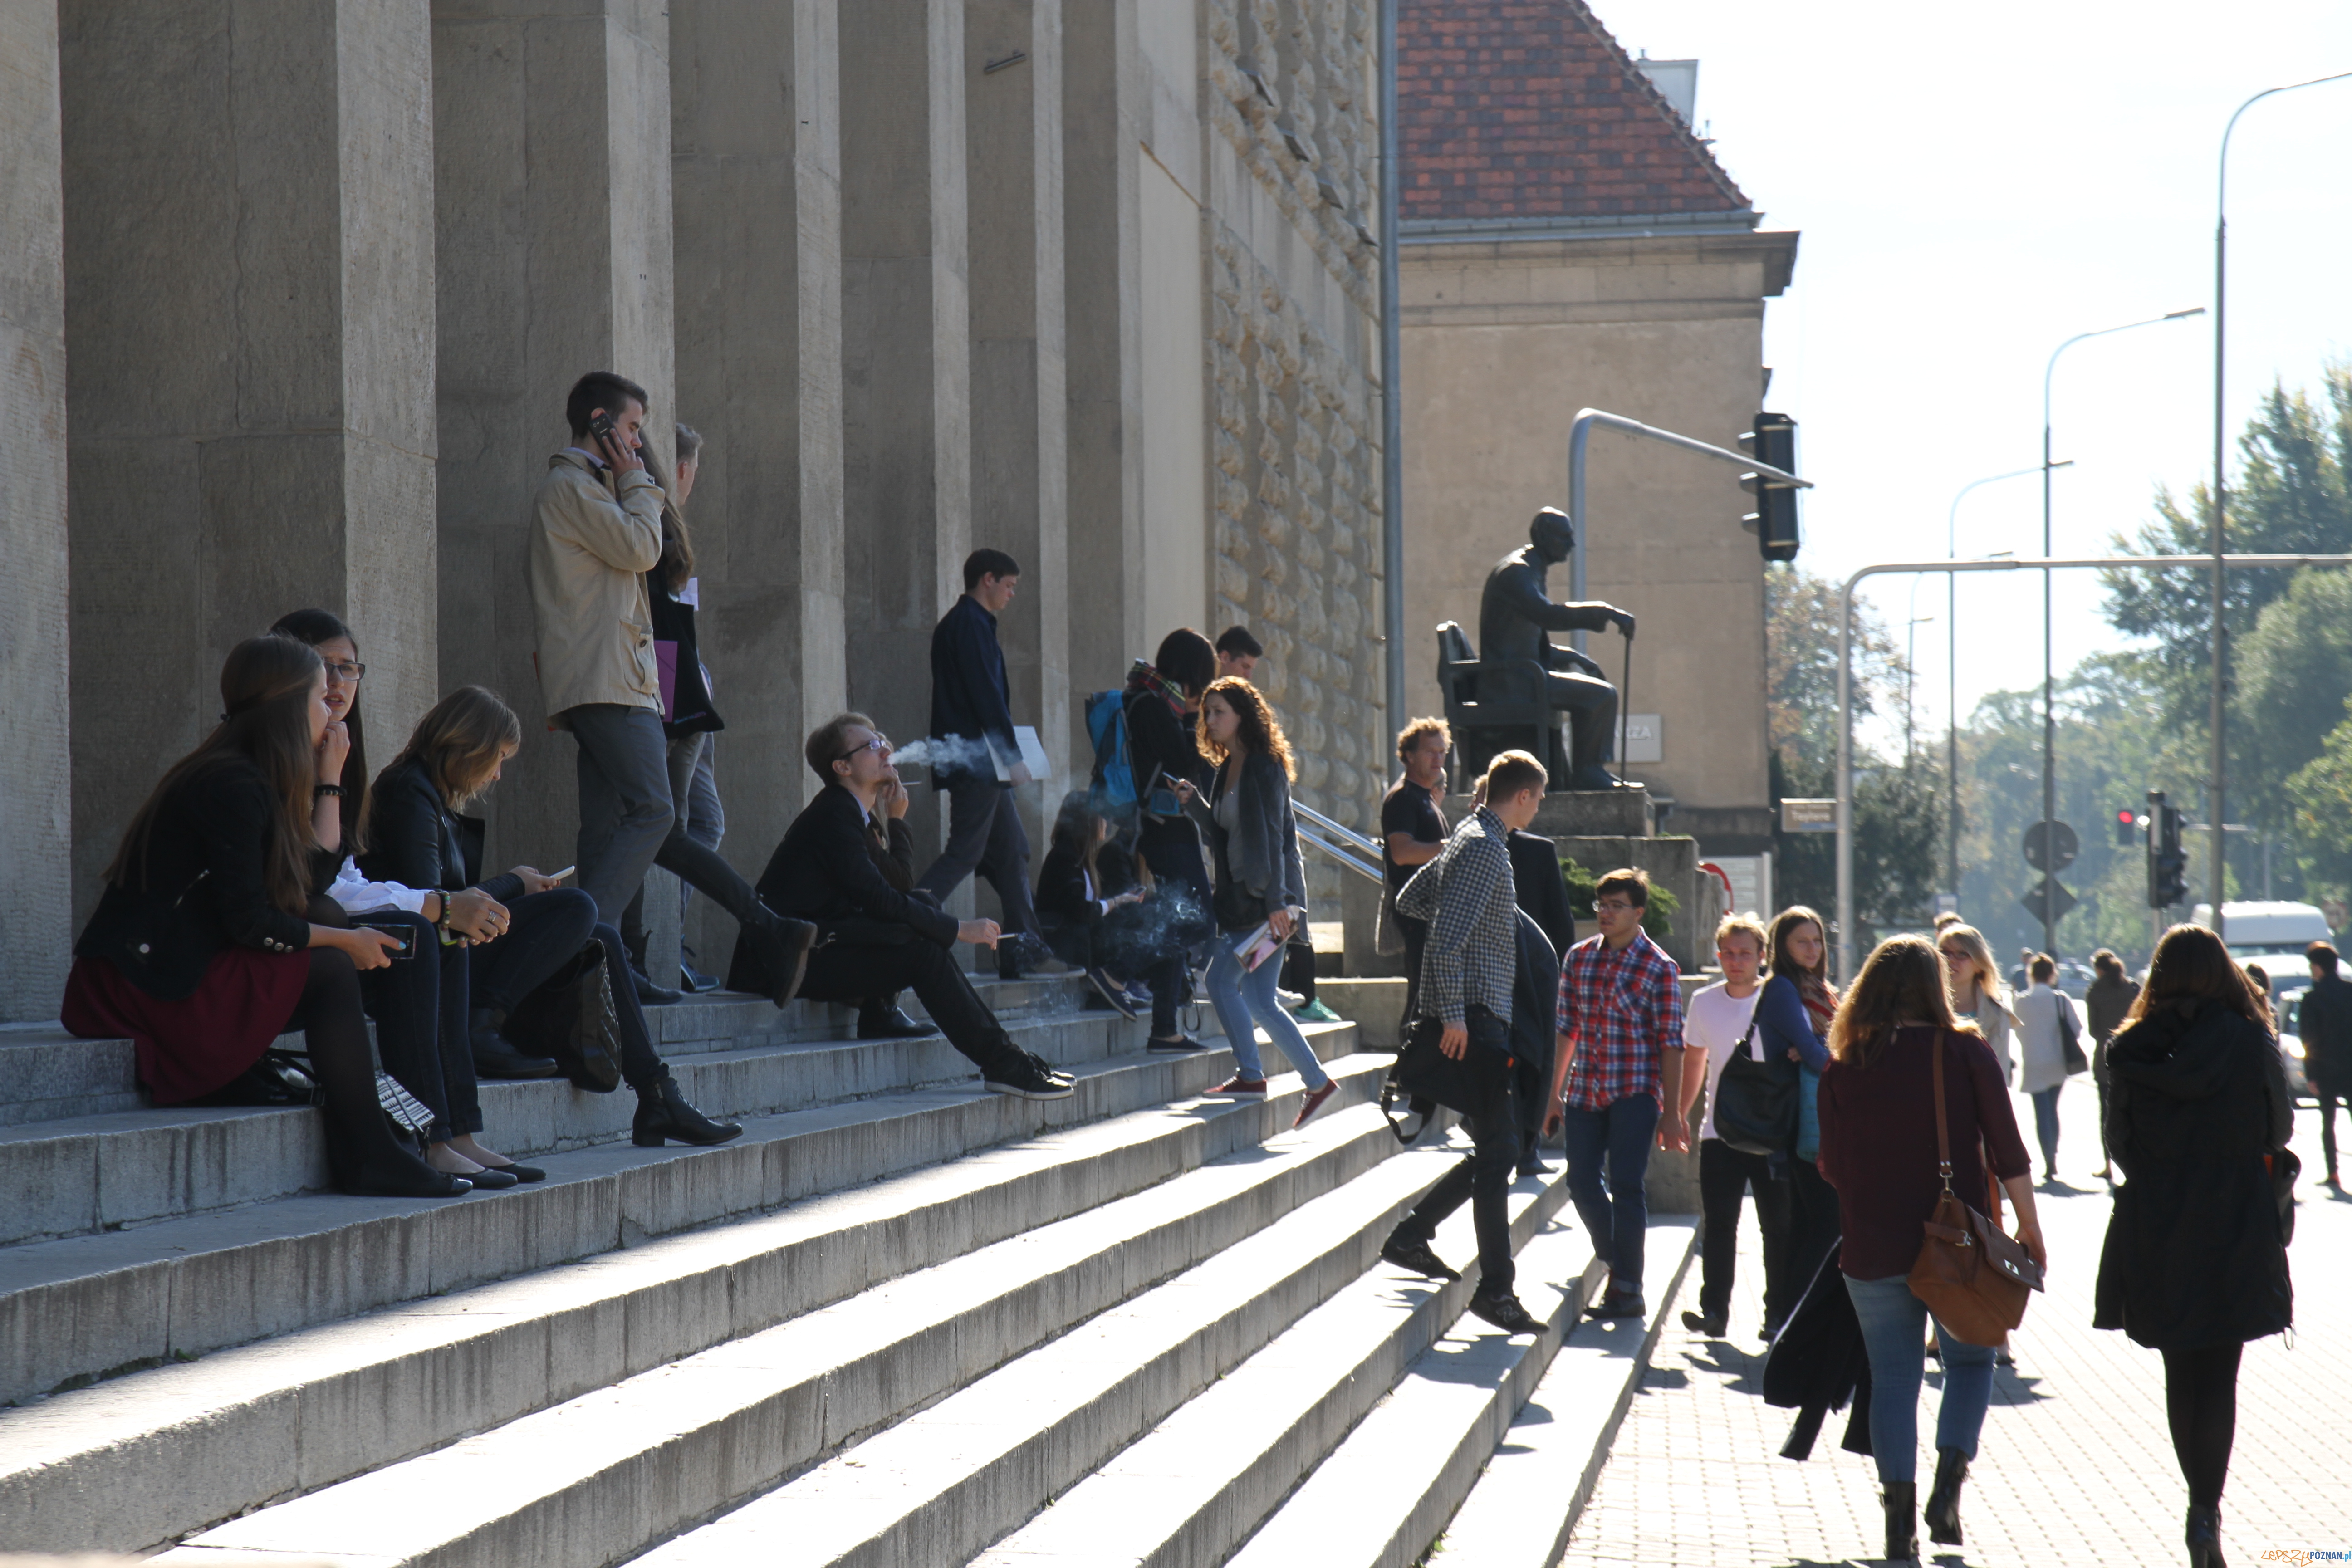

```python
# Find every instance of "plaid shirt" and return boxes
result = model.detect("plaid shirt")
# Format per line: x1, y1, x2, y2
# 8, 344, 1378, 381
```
1554, 929, 1684, 1110
1396, 806, 1518, 1025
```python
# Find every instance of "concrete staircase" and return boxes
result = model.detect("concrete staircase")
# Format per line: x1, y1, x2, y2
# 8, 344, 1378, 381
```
1, 972, 1690, 1567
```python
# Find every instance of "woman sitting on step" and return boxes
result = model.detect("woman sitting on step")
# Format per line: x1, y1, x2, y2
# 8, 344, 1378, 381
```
62, 636, 470, 1198
1034, 790, 1201, 1052
361, 686, 743, 1149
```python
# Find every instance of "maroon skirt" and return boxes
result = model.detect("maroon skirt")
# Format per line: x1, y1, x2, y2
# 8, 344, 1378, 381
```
62, 948, 309, 1105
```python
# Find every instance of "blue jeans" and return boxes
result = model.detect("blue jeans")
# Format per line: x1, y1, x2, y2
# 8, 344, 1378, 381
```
1203, 936, 1328, 1089
1558, 1092, 1660, 1292
2029, 1086, 2061, 1172
1844, 1272, 1997, 1484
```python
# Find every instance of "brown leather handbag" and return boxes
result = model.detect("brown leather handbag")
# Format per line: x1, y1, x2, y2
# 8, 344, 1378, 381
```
1907, 1030, 2045, 1345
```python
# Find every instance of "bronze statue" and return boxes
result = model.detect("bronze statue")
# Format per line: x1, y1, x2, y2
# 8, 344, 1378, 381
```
1477, 507, 1635, 790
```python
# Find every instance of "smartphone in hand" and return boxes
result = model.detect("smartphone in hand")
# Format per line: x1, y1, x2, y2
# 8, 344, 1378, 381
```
354, 920, 415, 960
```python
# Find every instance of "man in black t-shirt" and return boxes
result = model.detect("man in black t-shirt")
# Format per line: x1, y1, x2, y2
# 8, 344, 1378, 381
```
1382, 717, 1452, 1024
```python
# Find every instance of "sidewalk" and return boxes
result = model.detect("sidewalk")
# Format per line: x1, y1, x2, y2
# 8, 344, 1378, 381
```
1558, 1075, 2352, 1566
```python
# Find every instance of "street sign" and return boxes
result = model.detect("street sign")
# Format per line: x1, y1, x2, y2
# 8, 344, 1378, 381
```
1933, 892, 1960, 918
2022, 819, 2078, 874
1780, 798, 1836, 833
2019, 877, 2077, 925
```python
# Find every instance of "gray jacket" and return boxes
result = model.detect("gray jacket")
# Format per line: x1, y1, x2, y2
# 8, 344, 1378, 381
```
1186, 750, 1308, 927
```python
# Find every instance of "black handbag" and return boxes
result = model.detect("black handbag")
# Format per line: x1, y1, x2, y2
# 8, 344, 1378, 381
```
2058, 993, 2090, 1076
1387, 1013, 1514, 1122
502, 937, 627, 1092
1713, 1014, 1799, 1156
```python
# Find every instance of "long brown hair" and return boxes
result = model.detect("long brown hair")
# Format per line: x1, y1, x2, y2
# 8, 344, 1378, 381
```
1198, 676, 1296, 780
269, 608, 368, 852
383, 687, 524, 810
641, 447, 696, 593
1830, 933, 1975, 1067
1765, 906, 1830, 998
2125, 923, 2271, 1034
106, 636, 325, 914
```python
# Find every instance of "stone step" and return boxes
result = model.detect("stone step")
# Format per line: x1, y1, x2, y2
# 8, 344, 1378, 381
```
0, 998, 1147, 1251
151, 1083, 1405, 1568
0, 1022, 1353, 1410
0, 975, 1095, 1132
961, 1167, 1571, 1568
1228, 1218, 1697, 1568
0, 1055, 1382, 1555
1419, 1221, 1699, 1567
1315, 977, 1407, 1049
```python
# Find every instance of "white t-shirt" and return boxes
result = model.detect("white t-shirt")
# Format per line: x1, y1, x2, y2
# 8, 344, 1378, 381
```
1685, 980, 1764, 1143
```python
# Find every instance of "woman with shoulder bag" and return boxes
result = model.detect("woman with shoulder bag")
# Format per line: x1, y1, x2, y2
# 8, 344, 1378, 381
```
1176, 677, 1335, 1127
61, 637, 466, 1198
1752, 905, 1843, 1337
363, 687, 742, 1149
1817, 935, 2042, 1563
2095, 924, 2293, 1568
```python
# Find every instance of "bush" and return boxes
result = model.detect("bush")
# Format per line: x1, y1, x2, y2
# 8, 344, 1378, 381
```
1560, 858, 1677, 941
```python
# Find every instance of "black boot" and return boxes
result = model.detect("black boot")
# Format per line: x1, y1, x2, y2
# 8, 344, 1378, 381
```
632, 1072, 744, 1147
2186, 1504, 2225, 1568
1924, 1447, 1968, 1545
1881, 1480, 1919, 1563
740, 906, 818, 1009
470, 1007, 559, 1079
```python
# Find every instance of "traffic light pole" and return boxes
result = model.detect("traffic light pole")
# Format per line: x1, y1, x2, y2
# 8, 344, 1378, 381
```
1566, 408, 1809, 653
1834, 551, 2352, 985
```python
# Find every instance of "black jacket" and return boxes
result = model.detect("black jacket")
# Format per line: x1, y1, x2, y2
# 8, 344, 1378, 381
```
1035, 841, 1144, 936
2095, 1000, 2294, 1351
928, 594, 1017, 782
646, 568, 722, 737
2297, 972, 2352, 1086
1761, 1241, 1875, 1461
754, 784, 957, 947
1508, 908, 1559, 1075
1506, 828, 1576, 956
357, 758, 526, 905
1122, 667, 1210, 801
74, 757, 331, 1000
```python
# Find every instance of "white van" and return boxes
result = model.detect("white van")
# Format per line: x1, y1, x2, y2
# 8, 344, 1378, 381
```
2189, 900, 2334, 995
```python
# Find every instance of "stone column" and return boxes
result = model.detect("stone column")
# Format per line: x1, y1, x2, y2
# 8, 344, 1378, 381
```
432, 0, 676, 884
669, 0, 845, 965
965, 0, 1068, 843
839, 0, 970, 874
0, 0, 70, 1019
59, 0, 437, 924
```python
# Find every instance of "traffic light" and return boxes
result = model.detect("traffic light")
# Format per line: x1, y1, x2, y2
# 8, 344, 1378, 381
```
2115, 806, 2141, 847
1740, 412, 1801, 563
2146, 792, 2188, 908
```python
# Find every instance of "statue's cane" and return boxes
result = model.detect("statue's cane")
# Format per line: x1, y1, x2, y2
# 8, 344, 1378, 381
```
1617, 619, 1634, 776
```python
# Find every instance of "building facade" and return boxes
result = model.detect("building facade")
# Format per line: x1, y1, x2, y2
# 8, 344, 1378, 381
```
0, 0, 1388, 1021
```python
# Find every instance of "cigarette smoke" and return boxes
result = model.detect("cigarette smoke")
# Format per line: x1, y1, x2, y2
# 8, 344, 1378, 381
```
887, 735, 998, 773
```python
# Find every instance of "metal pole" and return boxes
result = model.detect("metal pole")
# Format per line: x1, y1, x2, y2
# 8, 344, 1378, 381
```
2210, 71, 2352, 943
1377, 0, 1406, 739
1831, 551, 2352, 985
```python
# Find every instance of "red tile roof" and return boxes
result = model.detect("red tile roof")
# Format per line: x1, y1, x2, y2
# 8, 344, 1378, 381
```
1399, 0, 1752, 225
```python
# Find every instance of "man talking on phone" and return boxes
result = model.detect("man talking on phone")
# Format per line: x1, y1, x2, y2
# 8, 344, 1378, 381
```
528, 371, 815, 1008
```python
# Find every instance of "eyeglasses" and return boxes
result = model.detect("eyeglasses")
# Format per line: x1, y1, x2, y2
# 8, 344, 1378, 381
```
1594, 898, 1637, 914
835, 734, 890, 763
323, 661, 366, 683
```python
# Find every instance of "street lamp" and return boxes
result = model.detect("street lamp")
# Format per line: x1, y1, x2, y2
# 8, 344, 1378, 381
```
2211, 70, 2352, 941
1945, 472, 2056, 906
2038, 308, 2202, 956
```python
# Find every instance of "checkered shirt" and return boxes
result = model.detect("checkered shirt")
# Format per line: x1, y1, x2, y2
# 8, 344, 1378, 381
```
1396, 806, 1518, 1025
1554, 929, 1685, 1110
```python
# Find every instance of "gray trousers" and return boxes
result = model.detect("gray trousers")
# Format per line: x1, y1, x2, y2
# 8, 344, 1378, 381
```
622, 731, 730, 953
570, 706, 760, 937
916, 775, 1039, 937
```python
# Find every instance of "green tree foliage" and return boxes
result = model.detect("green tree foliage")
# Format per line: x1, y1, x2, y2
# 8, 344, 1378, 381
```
2287, 696, 2352, 906
2234, 568, 2352, 829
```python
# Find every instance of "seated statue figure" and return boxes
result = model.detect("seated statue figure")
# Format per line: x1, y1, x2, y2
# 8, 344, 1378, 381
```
1477, 506, 1636, 790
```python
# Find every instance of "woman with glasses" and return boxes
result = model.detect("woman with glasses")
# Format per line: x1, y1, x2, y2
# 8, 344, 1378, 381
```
1936, 924, 2019, 1083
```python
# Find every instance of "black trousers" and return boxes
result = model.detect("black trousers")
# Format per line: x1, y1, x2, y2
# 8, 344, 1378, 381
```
2317, 1084, 2341, 1176
1389, 1009, 1521, 1294
798, 937, 1016, 1071
469, 887, 668, 1092
1043, 906, 1189, 1037
1785, 1154, 1842, 1304
1697, 1138, 1792, 1327
1396, 911, 1428, 1043
358, 912, 480, 1142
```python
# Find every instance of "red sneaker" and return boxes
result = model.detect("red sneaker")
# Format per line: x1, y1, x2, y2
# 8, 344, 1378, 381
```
1211, 1076, 1269, 1097
1291, 1080, 1338, 1129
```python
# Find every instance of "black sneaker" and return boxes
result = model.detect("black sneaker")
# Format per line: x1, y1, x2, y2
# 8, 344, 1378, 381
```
1084, 966, 1142, 1019
984, 1052, 1075, 1100
1587, 1290, 1646, 1320
1147, 1034, 1207, 1053
1469, 1290, 1544, 1336
630, 966, 685, 1005
1681, 1308, 1728, 1337
1380, 1235, 1461, 1281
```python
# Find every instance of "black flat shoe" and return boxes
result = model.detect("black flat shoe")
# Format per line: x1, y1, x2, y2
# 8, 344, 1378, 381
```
630, 966, 685, 1005
632, 1073, 744, 1147
1587, 1290, 1646, 1320
1147, 1034, 1207, 1053
344, 1168, 473, 1200
470, 1028, 561, 1080
452, 1163, 519, 1189
858, 1005, 937, 1040
478, 1160, 546, 1183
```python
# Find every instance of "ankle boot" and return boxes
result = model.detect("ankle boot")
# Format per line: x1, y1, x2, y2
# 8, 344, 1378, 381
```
632, 1072, 745, 1148
2185, 1504, 2225, 1568
1881, 1480, 1919, 1563
1924, 1446, 1969, 1544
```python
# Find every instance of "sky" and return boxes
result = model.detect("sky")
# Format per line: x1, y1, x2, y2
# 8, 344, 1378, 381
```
1589, 0, 2352, 757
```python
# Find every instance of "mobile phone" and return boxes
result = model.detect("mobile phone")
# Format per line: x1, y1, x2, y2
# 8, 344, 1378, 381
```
549, 865, 576, 882
587, 409, 617, 443
355, 920, 415, 960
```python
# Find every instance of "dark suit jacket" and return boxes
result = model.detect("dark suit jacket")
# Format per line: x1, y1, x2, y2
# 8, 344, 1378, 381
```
928, 593, 1017, 781
358, 758, 525, 904
754, 783, 956, 948
1506, 828, 1576, 956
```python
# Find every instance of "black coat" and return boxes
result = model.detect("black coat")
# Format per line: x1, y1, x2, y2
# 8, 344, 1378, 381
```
1506, 828, 1576, 956
1122, 672, 1211, 798
75, 757, 331, 999
1509, 907, 1559, 1078
357, 758, 525, 904
1035, 840, 1144, 937
753, 784, 956, 948
928, 594, 1017, 782
2298, 972, 2352, 1088
1761, 1241, 1875, 1461
2095, 1000, 2294, 1351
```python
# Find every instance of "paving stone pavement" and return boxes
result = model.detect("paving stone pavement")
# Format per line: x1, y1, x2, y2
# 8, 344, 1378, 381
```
1555, 1075, 2352, 1567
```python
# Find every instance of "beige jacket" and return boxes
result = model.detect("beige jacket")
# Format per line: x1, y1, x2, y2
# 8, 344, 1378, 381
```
529, 449, 665, 726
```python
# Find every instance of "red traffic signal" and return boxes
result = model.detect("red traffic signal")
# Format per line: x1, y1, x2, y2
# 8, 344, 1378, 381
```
2115, 807, 2142, 847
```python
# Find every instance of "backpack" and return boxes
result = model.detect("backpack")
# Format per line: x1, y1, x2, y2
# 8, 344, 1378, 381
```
1085, 687, 1139, 823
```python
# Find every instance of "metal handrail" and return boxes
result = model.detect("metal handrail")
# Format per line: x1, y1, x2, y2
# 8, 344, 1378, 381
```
1294, 800, 1381, 858
1298, 825, 1383, 883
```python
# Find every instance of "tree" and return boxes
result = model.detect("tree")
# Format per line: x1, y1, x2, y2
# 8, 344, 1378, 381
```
2286, 696, 2352, 911
2233, 568, 2352, 832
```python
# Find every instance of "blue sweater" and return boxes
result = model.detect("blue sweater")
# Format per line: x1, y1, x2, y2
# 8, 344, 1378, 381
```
1757, 973, 1833, 1160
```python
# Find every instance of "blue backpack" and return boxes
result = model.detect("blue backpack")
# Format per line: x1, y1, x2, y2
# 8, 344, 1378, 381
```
1085, 688, 1138, 822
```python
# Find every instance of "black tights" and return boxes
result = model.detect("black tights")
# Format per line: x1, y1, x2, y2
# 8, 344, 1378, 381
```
289, 944, 443, 1194
2161, 1341, 2243, 1509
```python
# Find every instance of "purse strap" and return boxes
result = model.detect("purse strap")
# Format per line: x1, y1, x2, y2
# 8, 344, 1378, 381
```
1930, 1029, 1957, 1201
